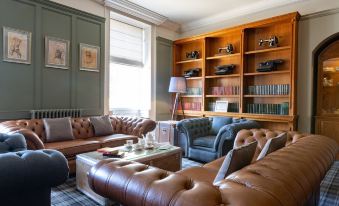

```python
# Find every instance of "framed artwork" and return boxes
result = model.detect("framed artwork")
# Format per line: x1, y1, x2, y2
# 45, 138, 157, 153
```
79, 43, 100, 72
3, 27, 32, 64
45, 36, 70, 69
215, 101, 229, 112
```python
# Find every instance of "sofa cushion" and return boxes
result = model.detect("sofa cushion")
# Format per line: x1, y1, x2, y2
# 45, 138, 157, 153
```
90, 115, 113, 136
45, 139, 100, 158
89, 134, 138, 148
257, 132, 287, 160
211, 117, 233, 135
43, 117, 74, 143
177, 166, 218, 183
192, 136, 216, 148
213, 141, 257, 184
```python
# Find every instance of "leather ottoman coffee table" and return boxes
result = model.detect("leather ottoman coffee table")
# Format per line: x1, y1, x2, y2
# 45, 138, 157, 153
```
76, 145, 182, 205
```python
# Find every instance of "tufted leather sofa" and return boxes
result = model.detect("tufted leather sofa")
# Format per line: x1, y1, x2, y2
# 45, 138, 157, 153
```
0, 116, 156, 173
88, 129, 338, 206
0, 133, 69, 206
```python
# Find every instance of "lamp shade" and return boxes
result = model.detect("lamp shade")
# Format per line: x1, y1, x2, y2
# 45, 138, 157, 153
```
168, 77, 187, 93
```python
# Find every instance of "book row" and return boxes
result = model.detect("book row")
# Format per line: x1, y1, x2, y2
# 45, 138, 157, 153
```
247, 84, 290, 95
209, 86, 240, 95
207, 102, 239, 113
186, 87, 202, 95
178, 102, 201, 111
246, 102, 289, 115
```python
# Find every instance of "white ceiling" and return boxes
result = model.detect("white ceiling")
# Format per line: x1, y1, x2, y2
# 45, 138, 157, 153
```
127, 0, 255, 24
124, 0, 339, 34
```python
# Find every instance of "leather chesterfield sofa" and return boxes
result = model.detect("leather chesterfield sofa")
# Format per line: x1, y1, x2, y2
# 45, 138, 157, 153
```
0, 116, 156, 173
88, 129, 338, 206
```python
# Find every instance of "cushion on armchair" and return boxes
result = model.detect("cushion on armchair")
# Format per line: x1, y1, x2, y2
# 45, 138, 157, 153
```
211, 117, 233, 135
193, 136, 216, 148
257, 132, 287, 160
213, 141, 257, 184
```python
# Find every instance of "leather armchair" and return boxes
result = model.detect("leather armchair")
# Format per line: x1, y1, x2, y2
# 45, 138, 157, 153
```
0, 133, 69, 206
177, 117, 260, 162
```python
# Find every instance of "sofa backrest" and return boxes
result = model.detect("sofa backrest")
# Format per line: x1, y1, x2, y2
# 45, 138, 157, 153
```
234, 128, 309, 160
0, 116, 145, 143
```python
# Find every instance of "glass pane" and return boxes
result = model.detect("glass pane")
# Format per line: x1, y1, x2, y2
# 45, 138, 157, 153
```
321, 58, 339, 115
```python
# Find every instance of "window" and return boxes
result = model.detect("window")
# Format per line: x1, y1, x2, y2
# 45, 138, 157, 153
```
109, 13, 151, 117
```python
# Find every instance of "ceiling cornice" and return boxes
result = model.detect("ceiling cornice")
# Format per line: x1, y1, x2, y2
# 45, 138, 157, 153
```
104, 0, 168, 25
180, 0, 308, 33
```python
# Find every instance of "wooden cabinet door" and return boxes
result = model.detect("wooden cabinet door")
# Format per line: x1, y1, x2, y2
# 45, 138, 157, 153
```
316, 117, 339, 159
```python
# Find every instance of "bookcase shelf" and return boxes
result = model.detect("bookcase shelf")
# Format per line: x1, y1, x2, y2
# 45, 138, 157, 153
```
173, 12, 299, 131
245, 46, 291, 55
244, 71, 290, 76
176, 59, 202, 64
206, 53, 241, 60
205, 74, 240, 79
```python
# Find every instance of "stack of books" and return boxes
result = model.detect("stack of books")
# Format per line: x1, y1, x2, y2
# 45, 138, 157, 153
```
209, 85, 240, 95
186, 87, 202, 95
246, 102, 289, 115
247, 84, 289, 95
178, 102, 201, 111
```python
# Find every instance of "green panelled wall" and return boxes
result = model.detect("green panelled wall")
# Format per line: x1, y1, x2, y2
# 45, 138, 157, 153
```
0, 0, 105, 119
155, 37, 172, 120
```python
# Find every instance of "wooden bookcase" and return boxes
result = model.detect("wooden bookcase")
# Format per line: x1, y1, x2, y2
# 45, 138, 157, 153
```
172, 12, 299, 130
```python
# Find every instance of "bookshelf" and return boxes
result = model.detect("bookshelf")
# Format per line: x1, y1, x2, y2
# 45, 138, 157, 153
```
172, 12, 299, 130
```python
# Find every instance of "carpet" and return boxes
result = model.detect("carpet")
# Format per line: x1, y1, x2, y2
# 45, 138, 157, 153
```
51, 158, 202, 206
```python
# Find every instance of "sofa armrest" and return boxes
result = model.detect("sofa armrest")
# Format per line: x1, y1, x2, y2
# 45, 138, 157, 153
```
0, 124, 45, 150
214, 120, 260, 157
0, 149, 69, 192
88, 159, 223, 206
177, 118, 211, 147
0, 133, 27, 152
110, 116, 156, 137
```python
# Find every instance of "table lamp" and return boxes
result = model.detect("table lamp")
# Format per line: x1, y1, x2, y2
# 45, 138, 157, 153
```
168, 77, 187, 120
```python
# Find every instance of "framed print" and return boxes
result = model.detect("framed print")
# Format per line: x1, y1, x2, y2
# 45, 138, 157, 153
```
215, 101, 229, 112
79, 43, 100, 72
45, 36, 70, 69
3, 27, 32, 64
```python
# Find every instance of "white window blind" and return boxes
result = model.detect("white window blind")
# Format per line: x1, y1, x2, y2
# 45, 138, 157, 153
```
110, 19, 144, 67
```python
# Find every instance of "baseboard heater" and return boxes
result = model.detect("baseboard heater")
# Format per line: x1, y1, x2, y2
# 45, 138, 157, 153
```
30, 109, 82, 119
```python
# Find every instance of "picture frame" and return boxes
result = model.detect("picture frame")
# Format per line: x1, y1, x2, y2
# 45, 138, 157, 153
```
79, 43, 100, 72
3, 27, 32, 64
45, 36, 70, 69
214, 101, 229, 112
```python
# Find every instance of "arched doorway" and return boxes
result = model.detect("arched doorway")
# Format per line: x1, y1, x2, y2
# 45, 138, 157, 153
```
313, 32, 339, 158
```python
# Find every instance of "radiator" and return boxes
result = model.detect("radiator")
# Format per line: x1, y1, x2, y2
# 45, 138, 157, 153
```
30, 109, 82, 119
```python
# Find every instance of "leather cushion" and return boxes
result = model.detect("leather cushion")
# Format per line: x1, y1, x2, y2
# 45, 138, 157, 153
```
90, 115, 113, 136
193, 136, 216, 148
45, 139, 100, 158
177, 166, 218, 183
43, 117, 74, 143
214, 141, 257, 184
211, 117, 232, 135
257, 132, 287, 160
89, 134, 138, 148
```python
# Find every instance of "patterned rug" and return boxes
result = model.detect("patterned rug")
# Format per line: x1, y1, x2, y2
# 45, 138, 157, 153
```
51, 158, 202, 206
52, 159, 338, 206
320, 161, 339, 206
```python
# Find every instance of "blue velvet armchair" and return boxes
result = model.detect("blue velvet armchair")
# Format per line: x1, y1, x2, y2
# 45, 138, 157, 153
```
177, 117, 260, 162
0, 133, 69, 206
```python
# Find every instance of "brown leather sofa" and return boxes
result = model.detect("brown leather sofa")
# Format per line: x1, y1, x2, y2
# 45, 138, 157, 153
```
88, 129, 338, 206
0, 116, 156, 173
